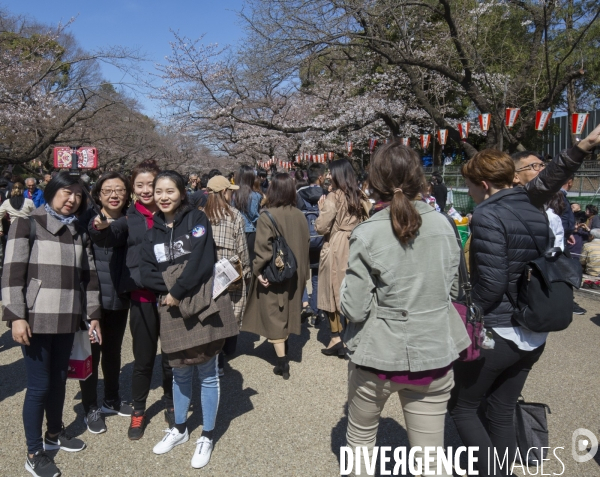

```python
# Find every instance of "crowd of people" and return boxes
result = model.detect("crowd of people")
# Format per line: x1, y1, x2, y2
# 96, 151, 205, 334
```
1, 123, 600, 477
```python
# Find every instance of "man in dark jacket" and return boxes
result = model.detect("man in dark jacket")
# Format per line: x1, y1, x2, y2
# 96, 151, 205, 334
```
296, 163, 326, 325
431, 172, 448, 212
511, 126, 599, 209
511, 135, 600, 316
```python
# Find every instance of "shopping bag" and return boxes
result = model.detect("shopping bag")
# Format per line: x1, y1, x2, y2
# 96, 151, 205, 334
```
514, 396, 551, 466
68, 330, 92, 380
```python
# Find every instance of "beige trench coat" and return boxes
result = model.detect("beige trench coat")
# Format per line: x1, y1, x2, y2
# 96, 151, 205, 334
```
241, 206, 310, 340
315, 190, 370, 313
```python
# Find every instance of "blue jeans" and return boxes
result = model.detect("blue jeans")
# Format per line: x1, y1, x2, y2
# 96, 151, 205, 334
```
172, 356, 219, 432
22, 333, 75, 454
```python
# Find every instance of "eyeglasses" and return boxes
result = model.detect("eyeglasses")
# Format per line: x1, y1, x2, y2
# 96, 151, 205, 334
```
516, 162, 546, 172
100, 188, 127, 197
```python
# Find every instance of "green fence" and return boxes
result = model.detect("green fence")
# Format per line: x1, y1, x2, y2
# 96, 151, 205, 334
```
450, 190, 600, 215
450, 191, 476, 215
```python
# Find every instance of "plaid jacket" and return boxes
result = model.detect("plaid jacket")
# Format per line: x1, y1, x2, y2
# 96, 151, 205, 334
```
211, 207, 251, 322
1, 207, 101, 333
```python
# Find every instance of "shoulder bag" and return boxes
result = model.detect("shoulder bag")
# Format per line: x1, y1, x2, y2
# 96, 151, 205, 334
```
444, 215, 484, 361
261, 211, 297, 284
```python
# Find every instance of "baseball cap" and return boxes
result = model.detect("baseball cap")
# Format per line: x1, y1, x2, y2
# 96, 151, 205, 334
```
207, 175, 239, 193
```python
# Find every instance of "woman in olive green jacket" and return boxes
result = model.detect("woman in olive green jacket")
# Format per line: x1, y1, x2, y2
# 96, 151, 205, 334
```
340, 142, 469, 477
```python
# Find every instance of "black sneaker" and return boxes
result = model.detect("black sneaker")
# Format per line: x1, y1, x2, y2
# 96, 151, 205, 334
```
573, 303, 587, 315
311, 310, 326, 327
25, 451, 61, 477
84, 407, 107, 434
127, 411, 147, 440
101, 399, 133, 417
44, 427, 86, 452
164, 407, 175, 428
300, 305, 314, 324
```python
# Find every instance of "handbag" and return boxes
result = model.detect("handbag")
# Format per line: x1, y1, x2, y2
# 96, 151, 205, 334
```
261, 211, 298, 284
514, 396, 551, 466
499, 203, 582, 332
444, 215, 484, 361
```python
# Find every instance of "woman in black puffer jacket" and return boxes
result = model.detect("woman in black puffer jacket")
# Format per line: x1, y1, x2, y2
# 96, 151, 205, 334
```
89, 160, 174, 440
449, 149, 550, 477
78, 172, 133, 434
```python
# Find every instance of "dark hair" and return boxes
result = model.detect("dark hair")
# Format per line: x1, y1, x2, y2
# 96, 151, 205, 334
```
575, 210, 587, 224
266, 173, 297, 208
9, 177, 26, 210
510, 151, 543, 163
91, 172, 132, 212
370, 142, 425, 244
200, 174, 210, 189
43, 171, 87, 214
257, 169, 268, 179
232, 164, 256, 215
307, 163, 325, 185
154, 170, 191, 219
294, 170, 308, 190
0, 179, 8, 189
586, 204, 598, 216
545, 192, 565, 217
208, 169, 222, 179
462, 149, 515, 188
329, 159, 363, 218
130, 159, 160, 187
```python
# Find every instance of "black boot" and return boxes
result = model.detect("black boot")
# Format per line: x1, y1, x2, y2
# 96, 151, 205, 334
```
273, 356, 290, 380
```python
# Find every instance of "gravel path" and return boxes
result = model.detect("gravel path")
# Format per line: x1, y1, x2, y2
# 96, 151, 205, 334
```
0, 292, 599, 477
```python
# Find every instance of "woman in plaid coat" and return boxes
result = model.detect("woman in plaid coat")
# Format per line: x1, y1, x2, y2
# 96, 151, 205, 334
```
202, 175, 251, 375
1, 172, 102, 477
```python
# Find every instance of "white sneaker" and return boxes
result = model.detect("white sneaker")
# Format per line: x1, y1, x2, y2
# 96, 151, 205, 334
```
191, 436, 213, 468
153, 427, 189, 455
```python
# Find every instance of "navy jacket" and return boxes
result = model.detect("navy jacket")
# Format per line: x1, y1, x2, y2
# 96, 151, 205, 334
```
470, 188, 550, 328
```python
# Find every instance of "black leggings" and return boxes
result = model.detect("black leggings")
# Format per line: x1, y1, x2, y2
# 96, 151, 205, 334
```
449, 330, 545, 477
79, 309, 129, 413
129, 301, 173, 411
246, 232, 256, 270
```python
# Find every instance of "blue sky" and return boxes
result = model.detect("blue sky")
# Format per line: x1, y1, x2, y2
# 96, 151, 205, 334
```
2, 0, 246, 114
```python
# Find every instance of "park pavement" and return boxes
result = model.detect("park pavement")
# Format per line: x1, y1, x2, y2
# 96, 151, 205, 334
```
0, 291, 599, 477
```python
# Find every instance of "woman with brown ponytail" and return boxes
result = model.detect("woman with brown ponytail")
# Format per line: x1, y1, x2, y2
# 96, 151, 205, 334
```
315, 159, 370, 356
340, 142, 469, 477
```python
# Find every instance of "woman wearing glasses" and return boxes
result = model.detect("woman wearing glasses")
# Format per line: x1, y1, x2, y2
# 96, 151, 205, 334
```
78, 172, 134, 434
89, 160, 174, 440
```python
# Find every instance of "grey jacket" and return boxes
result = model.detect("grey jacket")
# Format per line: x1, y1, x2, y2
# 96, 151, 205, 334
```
2, 207, 101, 333
340, 202, 470, 372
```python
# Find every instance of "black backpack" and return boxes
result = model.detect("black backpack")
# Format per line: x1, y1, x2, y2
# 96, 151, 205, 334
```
298, 193, 324, 251
261, 211, 297, 284
500, 203, 582, 333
